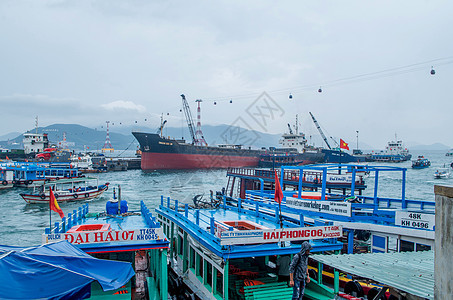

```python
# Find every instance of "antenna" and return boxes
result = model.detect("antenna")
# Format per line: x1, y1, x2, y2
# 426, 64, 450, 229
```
35, 116, 39, 134
102, 121, 114, 152
195, 99, 208, 146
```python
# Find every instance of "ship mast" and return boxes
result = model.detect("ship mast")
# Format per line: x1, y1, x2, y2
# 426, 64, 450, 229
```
309, 112, 332, 149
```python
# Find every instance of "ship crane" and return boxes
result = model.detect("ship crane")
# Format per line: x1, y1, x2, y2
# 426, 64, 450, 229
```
309, 112, 332, 150
287, 123, 293, 135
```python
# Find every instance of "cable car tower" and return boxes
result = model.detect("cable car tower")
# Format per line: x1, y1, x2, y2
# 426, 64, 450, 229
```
102, 121, 114, 153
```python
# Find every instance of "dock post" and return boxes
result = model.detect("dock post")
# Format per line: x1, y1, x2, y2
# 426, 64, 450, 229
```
334, 269, 339, 293
321, 166, 327, 200
223, 259, 229, 300
401, 169, 407, 209
61, 217, 66, 233
238, 198, 242, 213
255, 202, 259, 217
373, 170, 379, 213
185, 204, 188, 218
317, 261, 323, 284
298, 168, 303, 198
434, 185, 453, 299
348, 230, 354, 254
210, 217, 215, 235
299, 214, 304, 226
160, 248, 168, 300
73, 210, 77, 224
67, 213, 72, 229
350, 168, 356, 197
78, 207, 82, 220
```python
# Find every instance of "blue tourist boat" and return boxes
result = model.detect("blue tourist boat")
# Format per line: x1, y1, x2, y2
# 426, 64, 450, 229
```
411, 156, 431, 169
156, 195, 344, 300
43, 189, 169, 299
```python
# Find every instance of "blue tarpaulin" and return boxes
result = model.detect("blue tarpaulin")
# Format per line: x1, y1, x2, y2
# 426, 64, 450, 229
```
0, 240, 135, 299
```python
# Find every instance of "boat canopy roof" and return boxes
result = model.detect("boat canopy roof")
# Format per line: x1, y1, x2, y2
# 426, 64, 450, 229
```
311, 250, 433, 299
0, 240, 134, 299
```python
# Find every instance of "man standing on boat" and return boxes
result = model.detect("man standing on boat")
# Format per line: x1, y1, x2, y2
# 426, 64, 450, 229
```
289, 241, 312, 300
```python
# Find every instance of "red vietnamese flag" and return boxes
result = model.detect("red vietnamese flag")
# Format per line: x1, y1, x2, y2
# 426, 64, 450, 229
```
49, 188, 64, 218
274, 170, 284, 204
340, 139, 349, 150
5, 155, 9, 160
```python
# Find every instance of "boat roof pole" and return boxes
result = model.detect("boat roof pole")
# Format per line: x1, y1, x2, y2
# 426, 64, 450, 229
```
309, 112, 332, 150
181, 94, 197, 144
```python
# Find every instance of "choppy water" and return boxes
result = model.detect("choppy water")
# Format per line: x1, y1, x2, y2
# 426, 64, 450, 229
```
0, 150, 451, 247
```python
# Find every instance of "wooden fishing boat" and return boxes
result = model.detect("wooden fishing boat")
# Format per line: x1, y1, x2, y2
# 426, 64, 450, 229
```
20, 177, 109, 204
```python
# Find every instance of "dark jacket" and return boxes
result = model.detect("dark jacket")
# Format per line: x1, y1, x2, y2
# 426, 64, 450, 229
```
289, 242, 312, 281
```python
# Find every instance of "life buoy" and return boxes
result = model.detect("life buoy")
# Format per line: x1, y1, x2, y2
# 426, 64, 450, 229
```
12, 180, 17, 184
73, 193, 78, 199
2, 180, 7, 186
85, 193, 89, 198
54, 193, 59, 199
40, 193, 46, 200
27, 180, 33, 185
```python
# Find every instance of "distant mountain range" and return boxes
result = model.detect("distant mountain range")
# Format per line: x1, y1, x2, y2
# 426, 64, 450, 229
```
0, 123, 450, 151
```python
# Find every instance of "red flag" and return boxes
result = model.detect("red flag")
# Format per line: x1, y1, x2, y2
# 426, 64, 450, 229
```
340, 139, 349, 150
5, 155, 9, 160
49, 188, 64, 218
274, 171, 284, 204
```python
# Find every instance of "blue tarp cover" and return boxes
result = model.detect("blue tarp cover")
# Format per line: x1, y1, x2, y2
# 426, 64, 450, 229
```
0, 240, 135, 300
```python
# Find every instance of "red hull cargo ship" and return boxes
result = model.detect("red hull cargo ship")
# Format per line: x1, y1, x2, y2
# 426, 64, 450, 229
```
132, 132, 263, 170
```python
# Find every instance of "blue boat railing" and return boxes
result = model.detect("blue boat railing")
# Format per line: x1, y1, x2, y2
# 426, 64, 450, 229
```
45, 201, 162, 234
45, 204, 89, 234
159, 195, 337, 241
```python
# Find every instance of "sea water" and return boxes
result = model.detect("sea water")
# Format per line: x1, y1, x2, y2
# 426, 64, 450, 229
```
0, 150, 451, 247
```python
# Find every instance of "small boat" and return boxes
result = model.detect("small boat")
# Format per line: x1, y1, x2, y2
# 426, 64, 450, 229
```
0, 167, 14, 190
446, 149, 453, 156
434, 168, 450, 179
43, 189, 169, 299
411, 156, 431, 169
20, 177, 109, 204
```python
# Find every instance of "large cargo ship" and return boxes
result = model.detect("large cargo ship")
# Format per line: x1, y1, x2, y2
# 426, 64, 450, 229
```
132, 132, 263, 170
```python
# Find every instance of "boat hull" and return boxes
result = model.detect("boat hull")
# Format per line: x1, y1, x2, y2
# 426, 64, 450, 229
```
141, 152, 260, 170
133, 132, 263, 170
21, 186, 108, 204
322, 149, 367, 163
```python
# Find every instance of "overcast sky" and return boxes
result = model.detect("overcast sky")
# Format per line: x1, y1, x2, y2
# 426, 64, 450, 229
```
1, 0, 452, 148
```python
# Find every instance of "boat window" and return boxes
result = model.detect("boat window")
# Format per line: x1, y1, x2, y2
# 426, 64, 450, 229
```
189, 246, 195, 270
205, 260, 213, 289
215, 268, 223, 297
399, 240, 414, 252
415, 243, 431, 251
196, 253, 204, 280
177, 235, 183, 256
